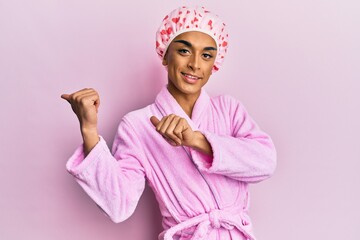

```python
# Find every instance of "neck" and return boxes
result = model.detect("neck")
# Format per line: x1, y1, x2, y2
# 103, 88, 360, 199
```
167, 85, 200, 118
177, 96, 197, 117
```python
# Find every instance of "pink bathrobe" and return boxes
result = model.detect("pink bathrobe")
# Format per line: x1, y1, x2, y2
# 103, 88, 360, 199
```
66, 86, 277, 240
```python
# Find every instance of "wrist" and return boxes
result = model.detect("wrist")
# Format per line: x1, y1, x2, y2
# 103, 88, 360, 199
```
190, 131, 213, 156
80, 125, 98, 137
191, 131, 204, 149
80, 126, 100, 155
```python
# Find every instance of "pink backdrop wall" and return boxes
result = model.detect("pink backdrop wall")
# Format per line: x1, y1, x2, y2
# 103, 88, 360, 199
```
1, 0, 359, 239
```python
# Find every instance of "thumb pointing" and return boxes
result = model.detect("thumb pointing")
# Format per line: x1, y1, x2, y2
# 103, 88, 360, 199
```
61, 94, 71, 103
150, 116, 160, 127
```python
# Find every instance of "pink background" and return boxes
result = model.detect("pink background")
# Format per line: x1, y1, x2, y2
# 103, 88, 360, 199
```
1, 0, 359, 239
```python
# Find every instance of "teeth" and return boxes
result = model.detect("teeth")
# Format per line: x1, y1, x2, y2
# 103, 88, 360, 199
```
184, 73, 198, 79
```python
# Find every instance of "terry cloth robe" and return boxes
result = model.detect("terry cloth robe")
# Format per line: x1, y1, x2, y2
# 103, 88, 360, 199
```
66, 86, 277, 240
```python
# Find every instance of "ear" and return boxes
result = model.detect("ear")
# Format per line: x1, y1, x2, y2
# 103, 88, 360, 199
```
162, 52, 168, 66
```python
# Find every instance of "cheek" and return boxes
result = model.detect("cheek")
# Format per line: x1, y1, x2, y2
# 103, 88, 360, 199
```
167, 55, 182, 68
204, 62, 215, 75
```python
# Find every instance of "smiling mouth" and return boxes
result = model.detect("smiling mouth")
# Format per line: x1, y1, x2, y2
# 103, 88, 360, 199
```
181, 72, 201, 80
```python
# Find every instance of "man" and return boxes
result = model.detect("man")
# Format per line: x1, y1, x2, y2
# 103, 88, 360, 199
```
62, 6, 276, 239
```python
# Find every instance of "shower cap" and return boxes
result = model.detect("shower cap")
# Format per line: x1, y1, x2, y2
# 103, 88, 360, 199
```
156, 6, 229, 72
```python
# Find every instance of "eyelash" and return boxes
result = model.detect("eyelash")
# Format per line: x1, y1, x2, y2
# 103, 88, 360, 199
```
177, 49, 213, 59
203, 53, 213, 59
178, 49, 190, 55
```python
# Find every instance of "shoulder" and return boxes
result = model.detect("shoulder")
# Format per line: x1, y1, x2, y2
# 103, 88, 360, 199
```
123, 105, 152, 121
119, 104, 154, 130
209, 94, 251, 132
112, 104, 154, 149
210, 94, 246, 113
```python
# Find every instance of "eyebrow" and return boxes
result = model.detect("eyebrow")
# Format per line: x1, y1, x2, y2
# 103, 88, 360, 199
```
174, 40, 217, 51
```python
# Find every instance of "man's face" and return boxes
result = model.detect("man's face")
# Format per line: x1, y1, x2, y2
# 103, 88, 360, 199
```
163, 31, 217, 100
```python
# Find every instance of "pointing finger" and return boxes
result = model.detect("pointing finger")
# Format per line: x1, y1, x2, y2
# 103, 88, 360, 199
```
150, 116, 160, 127
61, 94, 71, 103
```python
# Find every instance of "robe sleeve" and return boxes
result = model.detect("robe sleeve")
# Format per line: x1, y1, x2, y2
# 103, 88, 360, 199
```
189, 95, 277, 183
65, 117, 146, 223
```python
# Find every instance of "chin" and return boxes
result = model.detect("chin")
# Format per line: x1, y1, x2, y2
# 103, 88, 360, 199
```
180, 83, 202, 95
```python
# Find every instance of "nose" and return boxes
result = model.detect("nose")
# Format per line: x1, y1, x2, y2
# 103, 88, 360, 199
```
187, 54, 200, 71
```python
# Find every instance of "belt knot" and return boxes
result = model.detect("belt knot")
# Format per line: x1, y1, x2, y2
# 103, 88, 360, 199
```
208, 209, 221, 228
208, 209, 234, 230
160, 208, 255, 240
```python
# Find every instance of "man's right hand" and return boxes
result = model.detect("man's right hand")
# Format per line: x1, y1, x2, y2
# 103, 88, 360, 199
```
61, 88, 100, 155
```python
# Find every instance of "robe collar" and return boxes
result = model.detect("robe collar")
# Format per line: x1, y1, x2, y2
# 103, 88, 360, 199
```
154, 85, 211, 130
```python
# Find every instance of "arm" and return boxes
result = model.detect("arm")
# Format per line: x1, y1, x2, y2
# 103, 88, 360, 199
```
62, 89, 146, 222
61, 88, 100, 156
148, 96, 276, 183
189, 96, 277, 183
66, 119, 146, 223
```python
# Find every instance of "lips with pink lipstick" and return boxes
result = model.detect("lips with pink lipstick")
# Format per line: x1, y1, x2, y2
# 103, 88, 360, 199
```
181, 72, 202, 84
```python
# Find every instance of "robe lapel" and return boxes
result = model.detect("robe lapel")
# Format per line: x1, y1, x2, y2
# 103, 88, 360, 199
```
154, 86, 211, 131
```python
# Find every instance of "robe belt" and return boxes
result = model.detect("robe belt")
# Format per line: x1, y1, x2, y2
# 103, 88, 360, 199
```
159, 209, 256, 240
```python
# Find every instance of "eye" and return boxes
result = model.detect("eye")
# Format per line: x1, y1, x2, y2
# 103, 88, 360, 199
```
178, 49, 190, 55
202, 53, 213, 60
